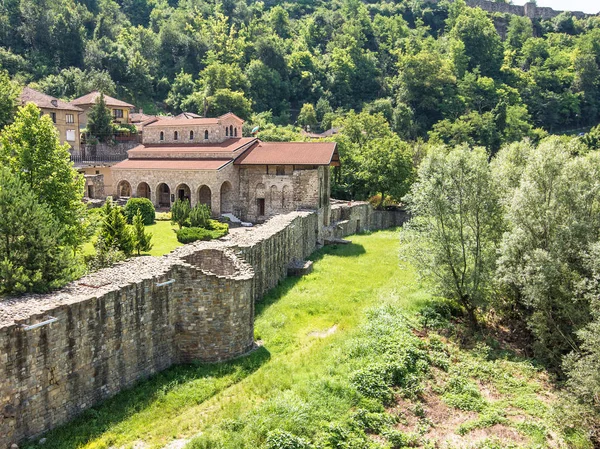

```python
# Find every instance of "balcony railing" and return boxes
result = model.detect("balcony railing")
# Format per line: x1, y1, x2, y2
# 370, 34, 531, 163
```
70, 152, 129, 165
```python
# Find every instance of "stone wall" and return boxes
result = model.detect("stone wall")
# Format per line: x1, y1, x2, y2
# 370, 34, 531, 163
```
142, 119, 243, 145
0, 203, 406, 448
427, 0, 594, 19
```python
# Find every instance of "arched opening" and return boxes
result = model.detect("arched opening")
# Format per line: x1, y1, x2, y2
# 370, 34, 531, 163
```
220, 181, 233, 214
174, 131, 179, 141
159, 131, 164, 141
176, 183, 191, 202
189, 130, 194, 140
198, 185, 212, 208
204, 130, 209, 140
256, 183, 266, 217
117, 180, 132, 198
157, 183, 171, 208
234, 127, 238, 137
282, 185, 291, 209
229, 125, 233, 136
225, 126, 229, 137
270, 185, 279, 211
136, 182, 151, 199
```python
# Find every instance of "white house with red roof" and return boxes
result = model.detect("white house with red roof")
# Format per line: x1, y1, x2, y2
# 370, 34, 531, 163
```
111, 113, 339, 222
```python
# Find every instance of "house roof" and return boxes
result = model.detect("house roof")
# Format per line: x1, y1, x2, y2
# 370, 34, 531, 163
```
128, 138, 257, 156
71, 91, 134, 108
234, 141, 340, 166
143, 112, 244, 128
112, 159, 231, 171
19, 87, 83, 112
130, 112, 156, 123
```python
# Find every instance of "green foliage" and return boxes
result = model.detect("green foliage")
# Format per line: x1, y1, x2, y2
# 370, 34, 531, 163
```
265, 430, 311, 449
176, 226, 228, 244
189, 203, 211, 229
132, 209, 152, 256
124, 197, 155, 225
0, 103, 86, 249
0, 167, 77, 294
87, 92, 114, 143
0, 70, 20, 129
402, 145, 503, 324
206, 89, 252, 120
171, 199, 191, 230
297, 103, 317, 130
99, 198, 133, 257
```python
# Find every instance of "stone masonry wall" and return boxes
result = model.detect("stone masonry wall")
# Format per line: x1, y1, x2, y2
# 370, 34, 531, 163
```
427, 0, 594, 19
0, 203, 405, 448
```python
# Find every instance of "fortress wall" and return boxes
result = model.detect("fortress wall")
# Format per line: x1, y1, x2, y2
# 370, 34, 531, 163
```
0, 204, 403, 448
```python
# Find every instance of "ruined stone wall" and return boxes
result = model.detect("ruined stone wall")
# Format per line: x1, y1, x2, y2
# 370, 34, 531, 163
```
427, 0, 593, 19
0, 204, 402, 448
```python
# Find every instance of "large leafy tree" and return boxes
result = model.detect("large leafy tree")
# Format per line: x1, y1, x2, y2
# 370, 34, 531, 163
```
0, 70, 20, 130
0, 103, 86, 249
402, 145, 503, 325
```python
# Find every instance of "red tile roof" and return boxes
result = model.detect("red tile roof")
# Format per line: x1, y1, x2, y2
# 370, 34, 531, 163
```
143, 112, 244, 128
234, 141, 339, 166
112, 159, 231, 170
19, 87, 83, 112
71, 91, 134, 108
129, 138, 257, 155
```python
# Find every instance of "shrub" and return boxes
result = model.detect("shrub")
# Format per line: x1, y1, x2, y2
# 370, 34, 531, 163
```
124, 198, 155, 225
189, 203, 211, 228
132, 209, 153, 255
176, 226, 228, 244
265, 430, 311, 449
442, 375, 486, 412
171, 199, 191, 229
350, 365, 394, 405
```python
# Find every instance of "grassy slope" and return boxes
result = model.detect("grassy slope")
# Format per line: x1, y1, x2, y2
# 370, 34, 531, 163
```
81, 220, 182, 257
30, 230, 591, 449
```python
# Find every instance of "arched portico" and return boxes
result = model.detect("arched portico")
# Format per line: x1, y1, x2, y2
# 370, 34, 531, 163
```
220, 181, 233, 214
176, 183, 191, 202
157, 183, 171, 208
136, 182, 151, 199
117, 180, 132, 198
198, 185, 212, 209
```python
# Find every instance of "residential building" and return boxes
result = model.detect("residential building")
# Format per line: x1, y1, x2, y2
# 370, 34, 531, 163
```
71, 91, 135, 128
18, 87, 83, 152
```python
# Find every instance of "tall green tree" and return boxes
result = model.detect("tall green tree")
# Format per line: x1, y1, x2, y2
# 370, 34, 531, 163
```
403, 145, 503, 325
0, 167, 77, 294
132, 209, 152, 255
87, 92, 114, 142
0, 70, 20, 129
0, 103, 85, 249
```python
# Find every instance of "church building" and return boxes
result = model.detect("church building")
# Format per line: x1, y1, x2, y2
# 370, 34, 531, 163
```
111, 113, 340, 223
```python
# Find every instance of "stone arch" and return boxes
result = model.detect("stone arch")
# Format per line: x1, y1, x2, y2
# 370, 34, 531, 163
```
160, 131, 164, 141
220, 181, 233, 214
198, 185, 212, 208
136, 182, 151, 199
174, 130, 179, 141
117, 180, 132, 198
229, 125, 234, 136
234, 127, 238, 137
189, 130, 194, 140
256, 183, 266, 217
269, 185, 279, 210
176, 183, 191, 202
204, 130, 209, 140
225, 126, 229, 136
282, 185, 291, 209
157, 183, 171, 208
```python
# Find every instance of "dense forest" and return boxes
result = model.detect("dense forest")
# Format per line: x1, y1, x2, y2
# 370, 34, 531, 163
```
2, 0, 600, 138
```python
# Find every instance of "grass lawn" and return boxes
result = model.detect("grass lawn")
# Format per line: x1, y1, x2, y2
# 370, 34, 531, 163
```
30, 230, 593, 449
81, 220, 182, 258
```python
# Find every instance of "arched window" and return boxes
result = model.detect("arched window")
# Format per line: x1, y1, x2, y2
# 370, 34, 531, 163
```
189, 130, 194, 140
174, 131, 179, 141
234, 127, 238, 137
226, 126, 229, 136
230, 125, 233, 136
204, 130, 209, 140
159, 131, 164, 141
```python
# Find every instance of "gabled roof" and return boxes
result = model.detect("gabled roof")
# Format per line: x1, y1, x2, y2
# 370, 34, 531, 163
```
175, 112, 202, 119
19, 87, 83, 112
234, 141, 340, 166
71, 91, 134, 108
130, 112, 156, 123
128, 138, 257, 157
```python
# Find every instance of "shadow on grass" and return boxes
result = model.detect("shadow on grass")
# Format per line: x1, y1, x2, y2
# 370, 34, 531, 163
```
25, 346, 271, 449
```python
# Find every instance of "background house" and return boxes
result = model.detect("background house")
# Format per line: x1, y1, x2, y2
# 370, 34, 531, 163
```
19, 87, 82, 152
71, 91, 134, 128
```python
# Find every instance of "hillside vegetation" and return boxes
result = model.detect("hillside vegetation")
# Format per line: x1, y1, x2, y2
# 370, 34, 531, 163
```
23, 230, 592, 449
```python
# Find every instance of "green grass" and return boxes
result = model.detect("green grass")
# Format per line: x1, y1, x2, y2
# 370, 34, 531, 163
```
28, 230, 593, 449
81, 220, 182, 257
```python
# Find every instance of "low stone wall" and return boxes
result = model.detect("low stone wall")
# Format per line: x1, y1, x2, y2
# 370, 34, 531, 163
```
0, 203, 404, 448
427, 0, 594, 19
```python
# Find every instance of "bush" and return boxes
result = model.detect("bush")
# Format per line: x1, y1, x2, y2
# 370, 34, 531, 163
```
265, 430, 311, 449
176, 225, 228, 244
189, 203, 211, 228
171, 199, 191, 229
350, 365, 395, 405
124, 197, 155, 225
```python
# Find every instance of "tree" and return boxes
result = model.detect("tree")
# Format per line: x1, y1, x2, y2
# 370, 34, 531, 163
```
506, 15, 533, 51
0, 103, 85, 249
0, 167, 77, 294
206, 89, 252, 120
189, 203, 211, 229
99, 198, 134, 257
297, 103, 318, 130
132, 209, 152, 255
171, 199, 191, 229
402, 145, 503, 325
124, 197, 155, 225
0, 70, 19, 129
87, 92, 114, 142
